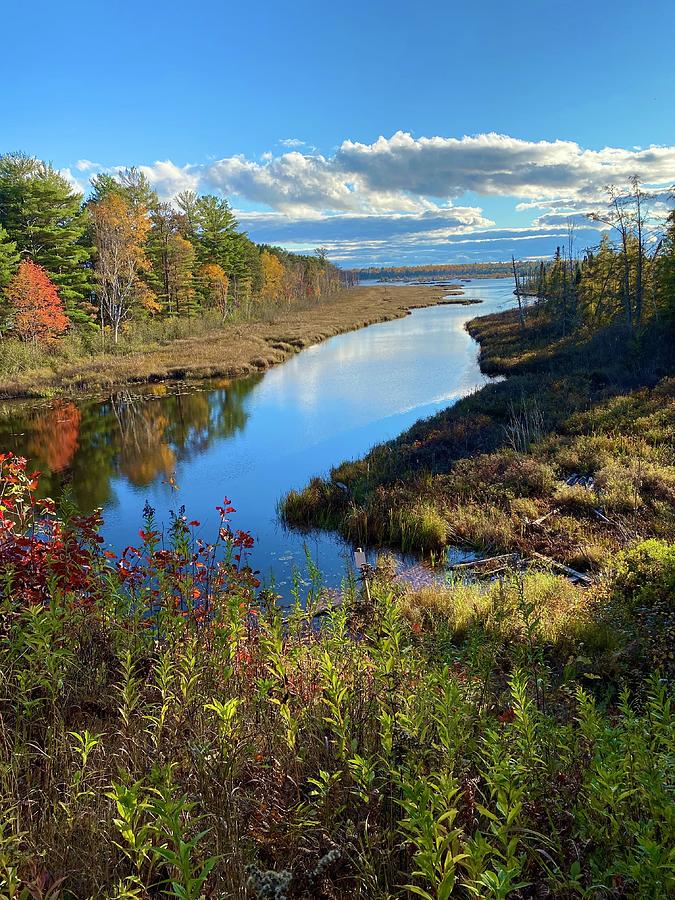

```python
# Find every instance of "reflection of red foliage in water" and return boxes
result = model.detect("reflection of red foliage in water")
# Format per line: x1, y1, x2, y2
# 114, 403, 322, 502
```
27, 401, 81, 472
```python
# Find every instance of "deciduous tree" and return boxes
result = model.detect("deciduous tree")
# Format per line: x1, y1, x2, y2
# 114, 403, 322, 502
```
89, 193, 153, 342
199, 263, 229, 317
260, 249, 285, 301
4, 260, 69, 344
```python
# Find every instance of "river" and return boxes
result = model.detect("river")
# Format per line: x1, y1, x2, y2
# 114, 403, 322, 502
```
0, 278, 516, 597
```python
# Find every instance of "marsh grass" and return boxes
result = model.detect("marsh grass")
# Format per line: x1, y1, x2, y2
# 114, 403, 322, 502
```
281, 307, 675, 571
0, 284, 452, 399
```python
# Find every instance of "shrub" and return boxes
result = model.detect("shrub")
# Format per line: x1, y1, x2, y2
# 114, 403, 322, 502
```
500, 453, 556, 496
613, 539, 675, 611
596, 462, 644, 512
611, 540, 675, 676
1, 459, 673, 898
554, 482, 599, 513
509, 497, 540, 521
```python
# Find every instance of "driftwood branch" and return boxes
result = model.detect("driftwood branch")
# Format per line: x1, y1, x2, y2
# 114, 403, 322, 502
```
529, 551, 592, 585
450, 553, 519, 571
527, 509, 558, 528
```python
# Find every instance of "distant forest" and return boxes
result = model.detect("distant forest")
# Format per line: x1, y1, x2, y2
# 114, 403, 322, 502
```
351, 262, 515, 281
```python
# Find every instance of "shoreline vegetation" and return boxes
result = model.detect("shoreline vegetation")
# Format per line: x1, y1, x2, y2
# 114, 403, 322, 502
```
349, 262, 517, 282
280, 180, 675, 583
281, 303, 675, 570
0, 283, 460, 400
0, 152, 504, 403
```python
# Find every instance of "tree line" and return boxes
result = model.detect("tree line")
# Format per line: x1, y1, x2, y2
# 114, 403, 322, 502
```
0, 153, 346, 345
353, 262, 515, 281
518, 179, 675, 335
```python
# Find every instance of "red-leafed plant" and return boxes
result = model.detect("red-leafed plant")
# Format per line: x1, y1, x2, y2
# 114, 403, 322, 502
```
4, 259, 69, 344
0, 452, 259, 627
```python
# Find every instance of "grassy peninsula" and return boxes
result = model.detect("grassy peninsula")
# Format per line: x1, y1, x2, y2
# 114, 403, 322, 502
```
0, 283, 456, 400
281, 304, 675, 571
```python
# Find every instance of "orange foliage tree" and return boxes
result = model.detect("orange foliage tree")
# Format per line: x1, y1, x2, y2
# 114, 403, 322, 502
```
4, 260, 69, 344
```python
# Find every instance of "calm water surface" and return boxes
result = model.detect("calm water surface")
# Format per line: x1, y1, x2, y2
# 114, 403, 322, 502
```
0, 279, 515, 595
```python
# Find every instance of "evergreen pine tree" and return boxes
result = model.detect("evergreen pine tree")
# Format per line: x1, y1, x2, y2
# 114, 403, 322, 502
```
0, 224, 19, 287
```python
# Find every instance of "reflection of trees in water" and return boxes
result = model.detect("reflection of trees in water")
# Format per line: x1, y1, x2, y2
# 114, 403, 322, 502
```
28, 401, 81, 473
111, 394, 177, 486
0, 375, 261, 512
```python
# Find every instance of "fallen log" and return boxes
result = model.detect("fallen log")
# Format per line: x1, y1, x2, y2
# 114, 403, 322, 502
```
450, 553, 519, 571
529, 551, 592, 585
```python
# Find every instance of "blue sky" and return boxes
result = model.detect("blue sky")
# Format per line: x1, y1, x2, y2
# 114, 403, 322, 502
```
2, 0, 674, 265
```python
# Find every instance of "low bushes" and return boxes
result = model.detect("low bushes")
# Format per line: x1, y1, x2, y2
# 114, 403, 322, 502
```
1, 457, 673, 897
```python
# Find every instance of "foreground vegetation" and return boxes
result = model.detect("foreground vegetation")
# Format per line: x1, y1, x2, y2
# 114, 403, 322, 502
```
1, 453, 673, 898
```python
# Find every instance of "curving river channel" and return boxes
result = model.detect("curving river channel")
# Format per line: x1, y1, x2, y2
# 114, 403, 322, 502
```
0, 278, 516, 597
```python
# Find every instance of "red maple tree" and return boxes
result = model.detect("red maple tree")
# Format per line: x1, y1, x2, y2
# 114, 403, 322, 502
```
4, 260, 69, 344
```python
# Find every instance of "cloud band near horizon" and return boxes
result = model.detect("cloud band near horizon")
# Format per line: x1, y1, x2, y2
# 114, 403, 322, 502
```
64, 131, 674, 266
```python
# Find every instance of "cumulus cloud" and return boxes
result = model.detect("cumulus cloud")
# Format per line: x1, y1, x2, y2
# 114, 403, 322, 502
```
336, 132, 675, 201
69, 131, 675, 263
79, 133, 675, 215
158, 132, 675, 219
138, 160, 201, 199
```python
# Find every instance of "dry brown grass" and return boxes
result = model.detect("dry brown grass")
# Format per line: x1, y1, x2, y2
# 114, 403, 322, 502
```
0, 285, 458, 400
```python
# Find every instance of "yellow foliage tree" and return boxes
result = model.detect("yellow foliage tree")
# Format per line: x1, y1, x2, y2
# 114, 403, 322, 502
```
89, 193, 152, 342
200, 263, 229, 318
260, 250, 285, 301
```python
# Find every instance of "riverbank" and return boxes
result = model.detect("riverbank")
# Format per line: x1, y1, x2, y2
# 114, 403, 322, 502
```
0, 284, 461, 400
281, 304, 675, 572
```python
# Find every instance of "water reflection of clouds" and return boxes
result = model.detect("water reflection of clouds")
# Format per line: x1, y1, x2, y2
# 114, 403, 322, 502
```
262, 317, 477, 429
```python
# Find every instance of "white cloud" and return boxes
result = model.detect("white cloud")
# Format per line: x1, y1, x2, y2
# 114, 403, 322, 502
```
335, 132, 675, 202
83, 133, 675, 217
75, 159, 101, 171
68, 131, 675, 263
138, 160, 201, 199
59, 167, 87, 196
